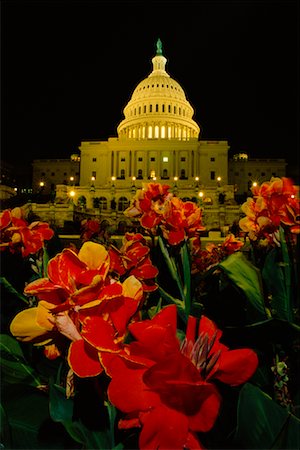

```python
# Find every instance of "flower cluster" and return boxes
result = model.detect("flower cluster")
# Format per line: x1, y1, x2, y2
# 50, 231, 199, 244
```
124, 182, 205, 245
2, 177, 299, 450
239, 177, 300, 241
0, 207, 54, 257
191, 233, 244, 273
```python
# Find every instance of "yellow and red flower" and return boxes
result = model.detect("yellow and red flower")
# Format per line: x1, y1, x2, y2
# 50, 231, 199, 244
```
124, 183, 173, 233
108, 233, 158, 292
124, 183, 205, 245
239, 177, 300, 239
0, 207, 54, 256
191, 233, 243, 273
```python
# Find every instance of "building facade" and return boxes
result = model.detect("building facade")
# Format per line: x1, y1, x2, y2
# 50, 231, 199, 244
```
29, 40, 286, 232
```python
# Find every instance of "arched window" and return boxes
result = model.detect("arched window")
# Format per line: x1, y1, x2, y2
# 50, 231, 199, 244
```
118, 197, 129, 212
154, 125, 159, 138
99, 196, 107, 210
162, 169, 168, 179
161, 125, 165, 138
148, 126, 153, 138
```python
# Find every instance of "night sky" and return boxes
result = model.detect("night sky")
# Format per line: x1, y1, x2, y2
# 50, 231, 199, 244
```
2, 0, 299, 175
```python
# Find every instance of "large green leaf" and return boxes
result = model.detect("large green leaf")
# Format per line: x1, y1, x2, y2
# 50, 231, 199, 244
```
233, 383, 300, 449
262, 244, 293, 322
1, 383, 73, 449
219, 252, 268, 323
0, 334, 42, 387
49, 382, 122, 449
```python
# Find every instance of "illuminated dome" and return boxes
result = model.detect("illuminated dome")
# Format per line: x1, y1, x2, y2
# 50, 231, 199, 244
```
117, 39, 200, 140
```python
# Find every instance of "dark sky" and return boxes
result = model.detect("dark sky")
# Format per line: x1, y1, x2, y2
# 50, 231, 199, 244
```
1, 0, 299, 170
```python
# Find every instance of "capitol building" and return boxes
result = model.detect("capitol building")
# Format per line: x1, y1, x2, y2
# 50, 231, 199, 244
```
30, 39, 286, 232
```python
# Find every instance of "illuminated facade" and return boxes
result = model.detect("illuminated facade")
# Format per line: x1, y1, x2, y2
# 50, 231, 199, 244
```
71, 39, 238, 230
30, 40, 286, 231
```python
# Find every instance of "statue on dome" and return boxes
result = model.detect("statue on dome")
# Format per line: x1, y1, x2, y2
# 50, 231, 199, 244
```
156, 38, 163, 55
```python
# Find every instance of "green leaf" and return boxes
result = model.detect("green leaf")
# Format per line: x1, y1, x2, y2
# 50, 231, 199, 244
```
49, 382, 119, 449
262, 232, 294, 322
180, 241, 191, 316
223, 318, 300, 348
0, 334, 42, 387
1, 383, 72, 449
158, 287, 187, 323
0, 277, 29, 304
158, 236, 185, 301
49, 382, 74, 423
219, 252, 268, 323
42, 246, 50, 278
233, 383, 300, 449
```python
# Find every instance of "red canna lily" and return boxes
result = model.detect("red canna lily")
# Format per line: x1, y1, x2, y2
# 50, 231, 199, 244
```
239, 177, 300, 240
80, 218, 101, 242
68, 274, 143, 377
191, 233, 244, 273
124, 183, 173, 234
161, 197, 205, 245
0, 207, 54, 256
181, 314, 259, 386
101, 305, 222, 449
108, 233, 159, 292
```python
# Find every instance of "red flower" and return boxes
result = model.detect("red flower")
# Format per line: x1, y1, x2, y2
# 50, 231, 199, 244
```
101, 305, 222, 449
68, 274, 143, 377
124, 183, 205, 245
124, 183, 173, 233
161, 197, 205, 245
80, 218, 101, 241
109, 233, 158, 292
239, 177, 300, 239
182, 314, 259, 385
0, 207, 54, 256
191, 234, 243, 273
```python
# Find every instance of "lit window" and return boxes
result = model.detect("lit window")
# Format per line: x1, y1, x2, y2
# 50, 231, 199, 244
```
154, 125, 159, 138
163, 157, 168, 162
161, 126, 165, 138
148, 126, 153, 138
